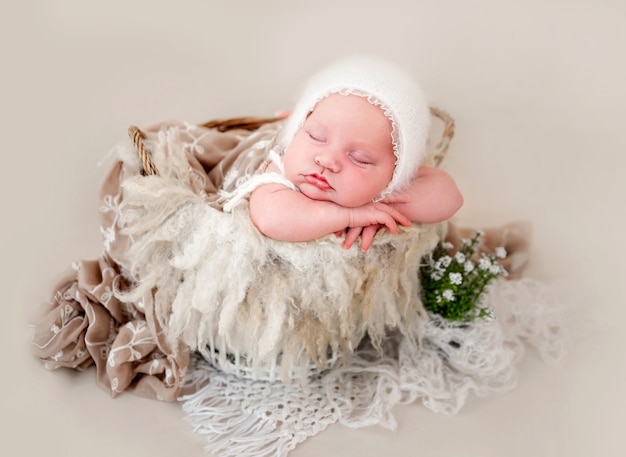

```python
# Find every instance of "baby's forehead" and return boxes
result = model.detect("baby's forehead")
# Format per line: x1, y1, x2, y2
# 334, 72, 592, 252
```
303, 93, 394, 151
308, 93, 393, 124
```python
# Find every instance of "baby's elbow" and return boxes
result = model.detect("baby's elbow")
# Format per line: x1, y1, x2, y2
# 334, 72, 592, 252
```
249, 194, 273, 237
450, 187, 464, 215
249, 186, 302, 241
249, 204, 278, 238
433, 179, 464, 223
428, 169, 464, 221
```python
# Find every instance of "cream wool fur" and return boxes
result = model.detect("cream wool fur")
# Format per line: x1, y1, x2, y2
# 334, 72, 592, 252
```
115, 126, 442, 380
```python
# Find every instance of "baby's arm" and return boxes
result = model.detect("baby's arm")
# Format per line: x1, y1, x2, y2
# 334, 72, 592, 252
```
342, 166, 463, 250
249, 181, 410, 243
383, 166, 463, 223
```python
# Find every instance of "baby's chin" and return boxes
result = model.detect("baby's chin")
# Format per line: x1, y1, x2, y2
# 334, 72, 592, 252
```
298, 183, 334, 202
299, 184, 371, 208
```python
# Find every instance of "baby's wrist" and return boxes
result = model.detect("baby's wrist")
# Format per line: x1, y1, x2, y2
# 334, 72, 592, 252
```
347, 207, 355, 228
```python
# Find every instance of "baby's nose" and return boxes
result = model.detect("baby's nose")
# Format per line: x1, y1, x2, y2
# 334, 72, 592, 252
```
314, 152, 340, 172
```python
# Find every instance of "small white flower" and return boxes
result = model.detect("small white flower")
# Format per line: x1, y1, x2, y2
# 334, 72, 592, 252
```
489, 264, 501, 275
129, 348, 141, 361
430, 271, 443, 281
99, 193, 123, 226
442, 289, 455, 301
100, 226, 116, 252
436, 295, 442, 303
464, 260, 475, 273
449, 272, 463, 285
454, 252, 466, 264
478, 256, 491, 270
440, 255, 452, 268
495, 246, 507, 259
441, 241, 454, 250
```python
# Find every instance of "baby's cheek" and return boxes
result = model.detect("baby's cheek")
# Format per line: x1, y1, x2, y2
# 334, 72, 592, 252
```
281, 147, 296, 173
282, 156, 297, 181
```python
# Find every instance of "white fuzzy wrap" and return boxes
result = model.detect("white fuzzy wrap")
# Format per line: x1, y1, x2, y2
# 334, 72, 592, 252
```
115, 126, 442, 381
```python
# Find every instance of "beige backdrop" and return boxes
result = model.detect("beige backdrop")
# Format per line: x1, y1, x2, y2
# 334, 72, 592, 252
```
2, 1, 625, 456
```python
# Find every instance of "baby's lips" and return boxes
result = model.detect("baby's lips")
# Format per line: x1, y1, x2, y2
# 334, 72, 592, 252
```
304, 174, 332, 190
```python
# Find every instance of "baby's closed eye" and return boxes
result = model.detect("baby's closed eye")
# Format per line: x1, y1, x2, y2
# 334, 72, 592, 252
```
306, 130, 326, 143
347, 151, 373, 166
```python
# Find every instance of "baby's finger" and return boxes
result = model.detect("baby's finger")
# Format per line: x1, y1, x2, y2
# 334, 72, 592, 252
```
379, 213, 399, 234
377, 203, 411, 227
359, 225, 380, 252
342, 227, 362, 249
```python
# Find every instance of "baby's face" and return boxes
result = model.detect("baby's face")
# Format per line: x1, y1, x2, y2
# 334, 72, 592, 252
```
283, 94, 395, 208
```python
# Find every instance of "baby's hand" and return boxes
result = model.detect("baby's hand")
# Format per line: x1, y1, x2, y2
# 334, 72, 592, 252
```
344, 202, 411, 251
348, 201, 410, 232
342, 224, 382, 251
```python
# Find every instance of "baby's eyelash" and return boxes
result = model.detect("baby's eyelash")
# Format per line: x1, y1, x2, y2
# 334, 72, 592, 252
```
306, 131, 323, 142
348, 152, 372, 166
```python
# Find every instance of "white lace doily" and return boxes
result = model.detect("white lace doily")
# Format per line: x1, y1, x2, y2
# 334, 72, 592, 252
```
179, 277, 571, 457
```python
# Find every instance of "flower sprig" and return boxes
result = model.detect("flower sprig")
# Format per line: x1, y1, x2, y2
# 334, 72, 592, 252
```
420, 230, 508, 322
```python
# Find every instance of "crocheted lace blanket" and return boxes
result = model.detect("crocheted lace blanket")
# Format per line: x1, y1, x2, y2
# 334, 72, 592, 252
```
178, 277, 568, 456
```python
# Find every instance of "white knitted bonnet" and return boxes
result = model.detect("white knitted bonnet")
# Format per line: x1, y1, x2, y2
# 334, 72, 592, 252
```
278, 55, 431, 198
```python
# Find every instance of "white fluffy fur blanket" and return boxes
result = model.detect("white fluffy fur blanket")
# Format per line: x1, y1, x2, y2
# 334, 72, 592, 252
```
117, 125, 442, 380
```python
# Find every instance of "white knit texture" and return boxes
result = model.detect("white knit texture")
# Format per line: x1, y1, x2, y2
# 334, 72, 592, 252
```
278, 55, 431, 198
